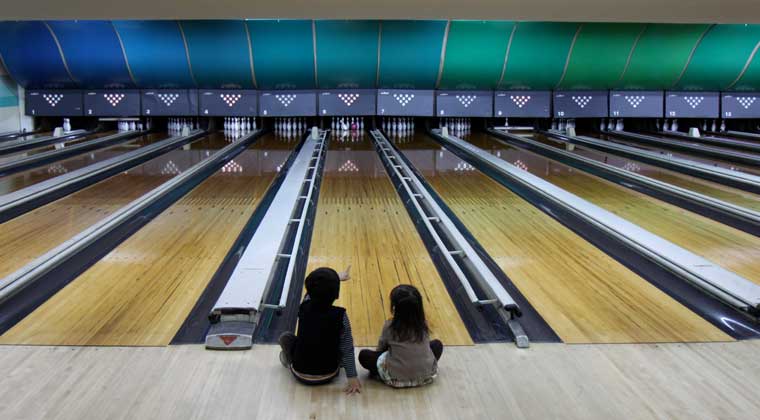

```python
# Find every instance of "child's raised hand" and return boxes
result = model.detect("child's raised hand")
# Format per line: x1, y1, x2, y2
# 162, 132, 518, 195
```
345, 377, 362, 395
339, 265, 352, 282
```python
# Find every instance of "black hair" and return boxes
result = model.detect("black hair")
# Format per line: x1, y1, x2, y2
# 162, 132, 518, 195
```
388, 284, 429, 342
304, 267, 340, 308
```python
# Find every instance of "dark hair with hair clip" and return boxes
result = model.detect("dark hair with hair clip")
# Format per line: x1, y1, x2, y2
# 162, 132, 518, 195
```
389, 284, 429, 342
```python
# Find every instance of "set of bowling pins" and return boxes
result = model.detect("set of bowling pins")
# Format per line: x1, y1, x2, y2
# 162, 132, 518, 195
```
552, 119, 577, 131
117, 120, 145, 132
658, 119, 679, 132
224, 117, 257, 132
441, 118, 470, 134
168, 118, 197, 135
381, 117, 415, 134
700, 120, 726, 133
330, 117, 364, 132
598, 118, 623, 131
274, 118, 307, 135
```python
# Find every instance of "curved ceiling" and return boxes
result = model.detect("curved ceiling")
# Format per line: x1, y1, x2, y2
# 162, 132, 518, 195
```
1, 20, 759, 91
4, 0, 760, 23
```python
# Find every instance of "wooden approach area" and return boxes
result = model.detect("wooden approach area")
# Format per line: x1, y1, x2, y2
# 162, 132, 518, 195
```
1, 341, 758, 419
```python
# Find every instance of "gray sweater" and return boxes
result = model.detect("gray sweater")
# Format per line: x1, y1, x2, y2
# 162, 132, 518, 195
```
376, 320, 437, 382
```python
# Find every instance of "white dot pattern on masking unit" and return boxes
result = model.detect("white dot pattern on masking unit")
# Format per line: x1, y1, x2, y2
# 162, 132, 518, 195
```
572, 96, 592, 109
104, 93, 125, 107
624, 95, 645, 109
510, 95, 531, 108
338, 93, 360, 107
456, 95, 477, 108
275, 94, 296, 107
220, 93, 242, 107
736, 96, 756, 110
43, 94, 64, 107
393, 93, 415, 107
157, 93, 180, 107
684, 96, 704, 109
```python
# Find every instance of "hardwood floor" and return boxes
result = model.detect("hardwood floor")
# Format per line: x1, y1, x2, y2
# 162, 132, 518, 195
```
1, 341, 758, 420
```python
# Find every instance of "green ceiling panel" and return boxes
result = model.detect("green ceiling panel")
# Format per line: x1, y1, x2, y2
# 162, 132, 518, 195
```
378, 20, 446, 89
732, 44, 760, 91
559, 23, 645, 90
439, 20, 514, 90
181, 20, 254, 89
247, 20, 315, 90
500, 22, 579, 90
677, 24, 760, 91
618, 23, 710, 90
315, 20, 378, 89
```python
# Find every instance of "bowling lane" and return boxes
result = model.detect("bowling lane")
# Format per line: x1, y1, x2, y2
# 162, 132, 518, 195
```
307, 132, 472, 347
0, 133, 229, 282
0, 133, 292, 346
394, 132, 729, 343
0, 132, 168, 195
0, 131, 115, 164
599, 132, 760, 176
475, 132, 760, 286
526, 133, 760, 212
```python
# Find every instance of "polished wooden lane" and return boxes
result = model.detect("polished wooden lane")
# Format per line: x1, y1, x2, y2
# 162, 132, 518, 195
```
395, 133, 730, 343
0, 134, 292, 346
600, 133, 760, 176
478, 133, 760, 287
0, 132, 167, 195
0, 131, 115, 166
532, 134, 760, 212
307, 133, 472, 347
0, 133, 228, 282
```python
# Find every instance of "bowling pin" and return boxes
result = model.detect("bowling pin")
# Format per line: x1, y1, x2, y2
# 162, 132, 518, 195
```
720, 120, 726, 132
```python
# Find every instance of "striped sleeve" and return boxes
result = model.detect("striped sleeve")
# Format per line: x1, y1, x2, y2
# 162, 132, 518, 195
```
339, 313, 357, 378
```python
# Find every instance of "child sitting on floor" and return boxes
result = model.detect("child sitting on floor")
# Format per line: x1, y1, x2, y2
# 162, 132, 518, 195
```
278, 266, 361, 395
359, 284, 443, 388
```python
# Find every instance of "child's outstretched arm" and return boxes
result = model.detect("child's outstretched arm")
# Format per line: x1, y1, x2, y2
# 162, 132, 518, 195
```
339, 313, 361, 395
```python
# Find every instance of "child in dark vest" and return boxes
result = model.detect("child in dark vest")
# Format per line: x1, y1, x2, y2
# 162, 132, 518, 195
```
278, 267, 361, 395
358, 284, 443, 388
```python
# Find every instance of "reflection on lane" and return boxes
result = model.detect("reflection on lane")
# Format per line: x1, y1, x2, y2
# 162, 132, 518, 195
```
596, 132, 760, 176
467, 131, 760, 287
0, 133, 295, 346
0, 131, 232, 281
0, 131, 116, 164
387, 130, 731, 343
0, 132, 169, 195
526, 132, 760, 212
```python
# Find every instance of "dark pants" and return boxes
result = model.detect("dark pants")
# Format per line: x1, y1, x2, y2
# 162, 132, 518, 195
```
278, 332, 339, 385
358, 339, 443, 376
